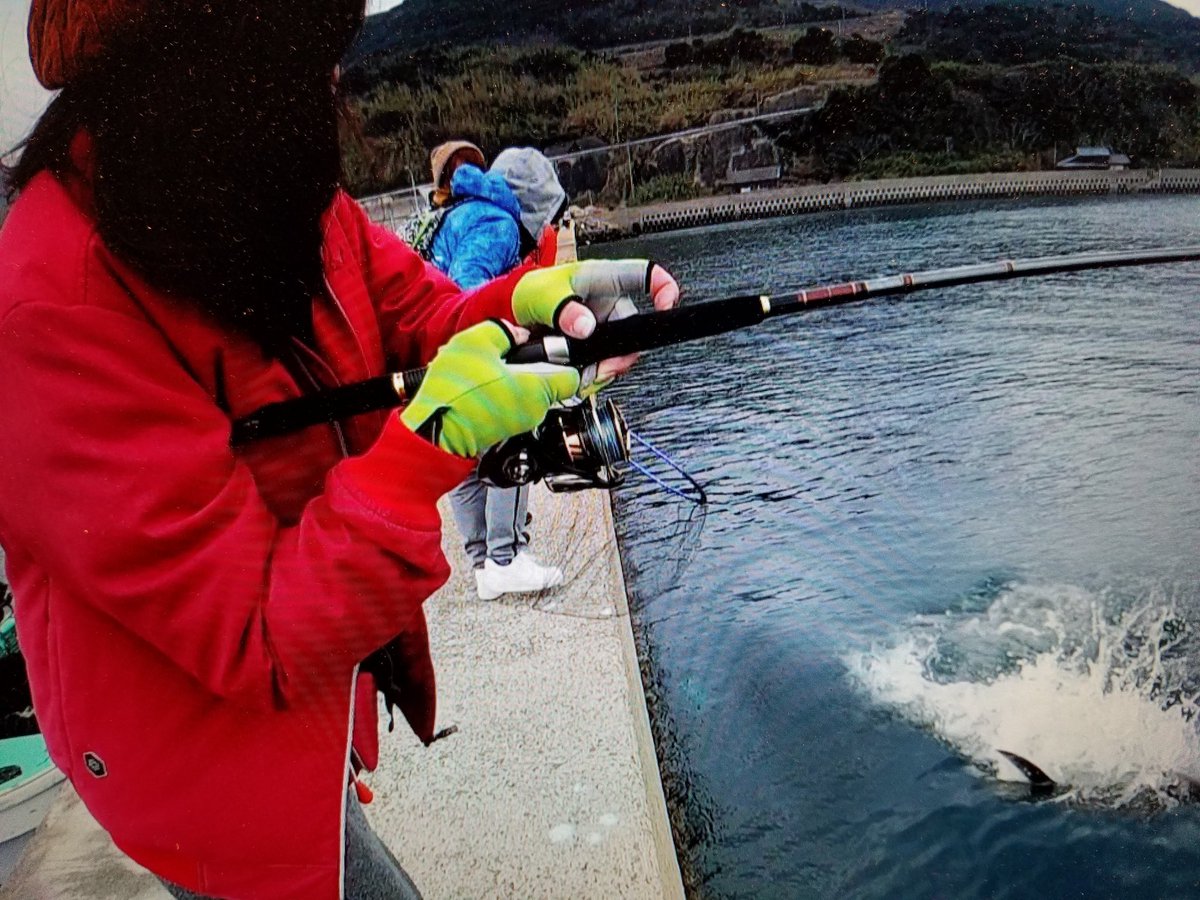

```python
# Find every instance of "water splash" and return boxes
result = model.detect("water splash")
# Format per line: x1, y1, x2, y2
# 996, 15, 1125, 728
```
845, 582, 1200, 808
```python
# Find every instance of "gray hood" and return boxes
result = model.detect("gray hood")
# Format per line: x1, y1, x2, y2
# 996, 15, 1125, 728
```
489, 148, 568, 238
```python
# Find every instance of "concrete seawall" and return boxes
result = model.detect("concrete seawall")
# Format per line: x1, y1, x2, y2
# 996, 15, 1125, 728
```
362, 168, 1200, 243
604, 168, 1200, 237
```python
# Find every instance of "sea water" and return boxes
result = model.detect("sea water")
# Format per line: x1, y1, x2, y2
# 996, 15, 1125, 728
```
592, 195, 1200, 898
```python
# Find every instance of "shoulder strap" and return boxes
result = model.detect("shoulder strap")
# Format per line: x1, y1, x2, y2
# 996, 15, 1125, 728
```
403, 197, 477, 261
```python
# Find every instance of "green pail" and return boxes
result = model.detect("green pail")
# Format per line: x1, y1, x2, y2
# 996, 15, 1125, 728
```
0, 610, 17, 659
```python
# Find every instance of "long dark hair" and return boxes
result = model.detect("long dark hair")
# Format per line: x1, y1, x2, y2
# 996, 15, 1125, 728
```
4, 2, 365, 356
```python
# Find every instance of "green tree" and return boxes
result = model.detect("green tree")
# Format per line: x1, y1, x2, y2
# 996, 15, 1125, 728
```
792, 28, 838, 66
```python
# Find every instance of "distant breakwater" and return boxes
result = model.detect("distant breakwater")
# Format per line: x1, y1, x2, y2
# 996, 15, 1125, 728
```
358, 169, 1200, 244
588, 168, 1200, 241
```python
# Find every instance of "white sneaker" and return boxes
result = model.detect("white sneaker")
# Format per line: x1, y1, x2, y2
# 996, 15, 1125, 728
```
475, 555, 563, 601
513, 551, 563, 589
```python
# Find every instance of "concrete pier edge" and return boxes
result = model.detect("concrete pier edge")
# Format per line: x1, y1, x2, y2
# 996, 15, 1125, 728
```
601, 493, 685, 896
557, 225, 683, 897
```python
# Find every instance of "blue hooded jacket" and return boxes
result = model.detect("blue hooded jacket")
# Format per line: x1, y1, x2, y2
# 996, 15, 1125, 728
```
429, 165, 523, 290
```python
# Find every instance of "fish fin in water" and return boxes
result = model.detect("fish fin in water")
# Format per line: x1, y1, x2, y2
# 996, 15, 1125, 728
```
1168, 772, 1200, 803
998, 749, 1057, 797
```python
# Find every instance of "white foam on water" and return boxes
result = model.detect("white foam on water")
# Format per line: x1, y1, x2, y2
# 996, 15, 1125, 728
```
845, 582, 1200, 807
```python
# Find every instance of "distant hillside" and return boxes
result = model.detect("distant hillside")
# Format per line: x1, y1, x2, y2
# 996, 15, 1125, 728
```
348, 0, 864, 61
894, 1, 1200, 72
854, 0, 1196, 23
340, 0, 1200, 199
349, 0, 1198, 62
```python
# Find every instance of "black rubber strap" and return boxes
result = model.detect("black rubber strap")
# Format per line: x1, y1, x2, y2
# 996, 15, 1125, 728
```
229, 373, 402, 446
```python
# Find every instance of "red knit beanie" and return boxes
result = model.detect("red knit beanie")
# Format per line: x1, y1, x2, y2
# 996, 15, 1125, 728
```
28, 0, 367, 90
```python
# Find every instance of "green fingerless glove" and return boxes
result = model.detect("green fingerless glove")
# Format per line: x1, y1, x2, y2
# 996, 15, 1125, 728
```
399, 321, 581, 458
511, 259, 652, 329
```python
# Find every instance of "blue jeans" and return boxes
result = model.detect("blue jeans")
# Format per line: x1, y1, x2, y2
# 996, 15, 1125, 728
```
449, 467, 529, 568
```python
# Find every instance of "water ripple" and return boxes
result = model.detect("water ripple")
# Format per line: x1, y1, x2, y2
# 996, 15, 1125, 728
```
600, 195, 1200, 899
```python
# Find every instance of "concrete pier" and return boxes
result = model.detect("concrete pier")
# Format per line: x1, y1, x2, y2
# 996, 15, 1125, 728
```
366, 486, 682, 898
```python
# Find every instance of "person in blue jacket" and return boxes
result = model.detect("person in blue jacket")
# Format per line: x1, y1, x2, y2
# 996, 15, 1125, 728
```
428, 144, 570, 600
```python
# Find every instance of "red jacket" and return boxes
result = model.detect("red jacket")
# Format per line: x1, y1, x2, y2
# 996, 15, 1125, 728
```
0, 168, 525, 898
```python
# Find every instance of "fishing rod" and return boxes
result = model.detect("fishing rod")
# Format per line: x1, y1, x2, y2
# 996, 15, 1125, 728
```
231, 245, 1200, 488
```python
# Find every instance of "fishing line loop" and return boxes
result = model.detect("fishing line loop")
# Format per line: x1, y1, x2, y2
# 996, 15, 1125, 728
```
627, 430, 708, 506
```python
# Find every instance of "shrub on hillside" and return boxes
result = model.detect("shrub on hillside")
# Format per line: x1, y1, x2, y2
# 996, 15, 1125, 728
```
792, 29, 838, 66
842, 35, 884, 65
629, 174, 708, 205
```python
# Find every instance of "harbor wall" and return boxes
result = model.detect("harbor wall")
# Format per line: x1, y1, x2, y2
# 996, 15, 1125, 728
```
360, 168, 1200, 242
606, 168, 1200, 236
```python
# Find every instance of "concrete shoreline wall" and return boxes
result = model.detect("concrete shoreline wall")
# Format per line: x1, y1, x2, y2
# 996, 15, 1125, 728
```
606, 168, 1200, 237
361, 168, 1200, 243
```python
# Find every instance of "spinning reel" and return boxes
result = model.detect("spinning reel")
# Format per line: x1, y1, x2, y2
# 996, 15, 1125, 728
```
230, 374, 632, 491
477, 396, 631, 492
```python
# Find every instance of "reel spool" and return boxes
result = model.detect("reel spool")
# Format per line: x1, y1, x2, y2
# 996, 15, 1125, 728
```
478, 396, 630, 492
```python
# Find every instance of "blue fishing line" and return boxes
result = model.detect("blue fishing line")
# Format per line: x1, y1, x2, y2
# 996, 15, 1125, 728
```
628, 430, 707, 505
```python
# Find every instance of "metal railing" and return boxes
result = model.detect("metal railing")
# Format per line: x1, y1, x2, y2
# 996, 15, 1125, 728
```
354, 104, 817, 226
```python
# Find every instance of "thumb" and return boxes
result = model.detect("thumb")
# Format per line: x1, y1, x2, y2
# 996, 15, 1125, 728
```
649, 265, 680, 310
555, 300, 596, 340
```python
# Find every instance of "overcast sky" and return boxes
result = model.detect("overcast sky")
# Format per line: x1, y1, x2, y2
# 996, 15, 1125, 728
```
1, 0, 44, 153
3, 0, 1200, 154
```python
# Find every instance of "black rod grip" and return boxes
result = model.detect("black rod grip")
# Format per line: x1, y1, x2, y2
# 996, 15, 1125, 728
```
517, 294, 770, 369
230, 373, 402, 446
230, 296, 768, 445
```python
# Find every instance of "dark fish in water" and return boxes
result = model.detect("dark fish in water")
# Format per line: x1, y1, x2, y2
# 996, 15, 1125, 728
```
998, 749, 1057, 797
997, 750, 1200, 808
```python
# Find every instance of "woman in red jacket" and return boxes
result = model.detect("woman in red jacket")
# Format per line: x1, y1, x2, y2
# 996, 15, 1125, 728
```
0, 2, 674, 898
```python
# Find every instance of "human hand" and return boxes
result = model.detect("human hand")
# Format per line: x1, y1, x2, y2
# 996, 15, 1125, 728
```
400, 321, 580, 458
511, 260, 681, 384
